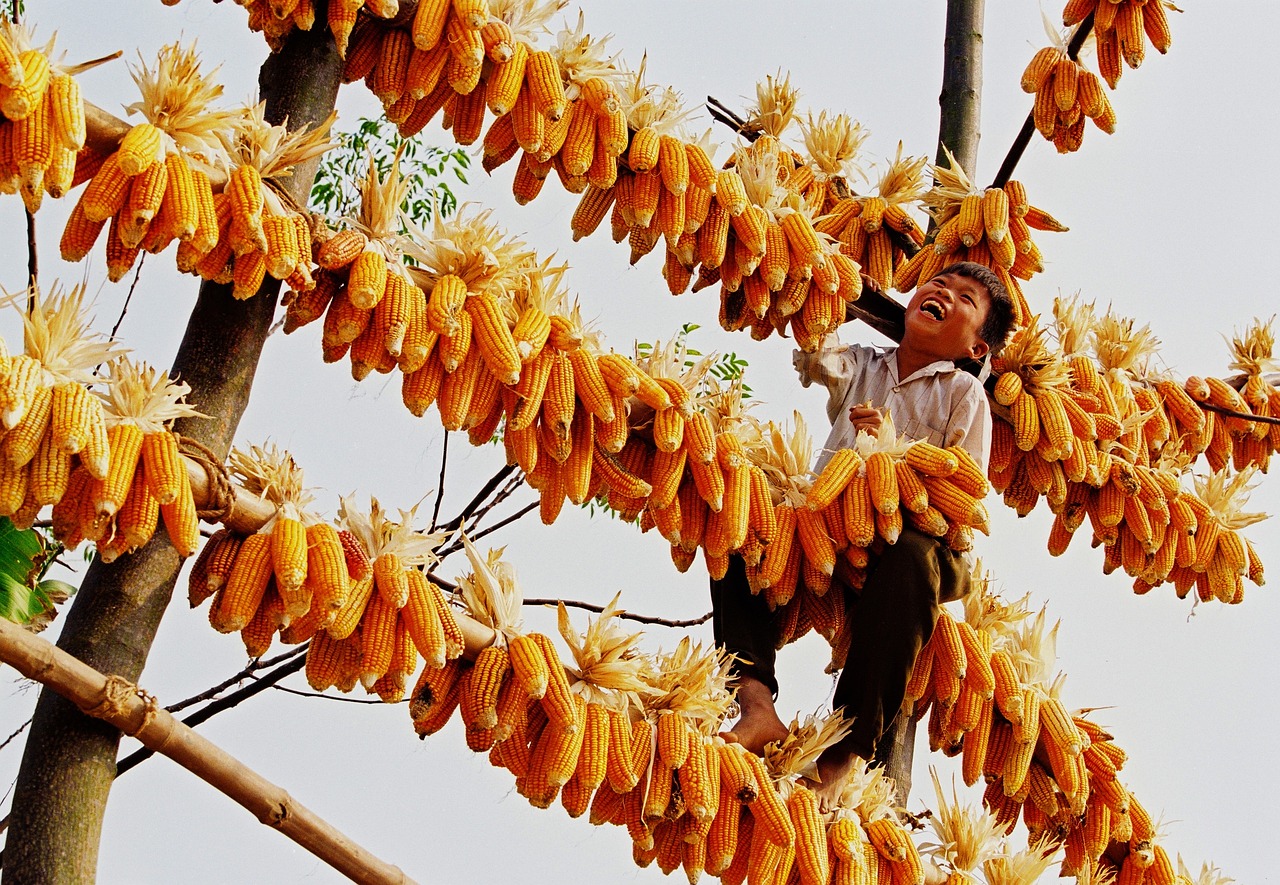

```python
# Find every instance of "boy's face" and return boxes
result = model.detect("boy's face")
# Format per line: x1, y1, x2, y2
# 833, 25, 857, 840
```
901, 272, 992, 363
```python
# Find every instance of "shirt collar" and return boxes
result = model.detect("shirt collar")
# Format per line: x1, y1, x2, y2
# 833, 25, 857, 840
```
871, 346, 959, 386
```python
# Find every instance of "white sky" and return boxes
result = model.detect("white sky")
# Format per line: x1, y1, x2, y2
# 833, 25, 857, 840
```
1, 1, 1277, 882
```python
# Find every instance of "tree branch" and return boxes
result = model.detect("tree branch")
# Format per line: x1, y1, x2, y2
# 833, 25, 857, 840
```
164, 646, 308, 715
524, 598, 713, 628
438, 464, 518, 533
115, 651, 309, 778
429, 431, 449, 532
990, 14, 1095, 188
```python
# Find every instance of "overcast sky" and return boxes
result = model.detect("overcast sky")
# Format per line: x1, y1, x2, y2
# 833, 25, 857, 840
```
1, 2, 1276, 882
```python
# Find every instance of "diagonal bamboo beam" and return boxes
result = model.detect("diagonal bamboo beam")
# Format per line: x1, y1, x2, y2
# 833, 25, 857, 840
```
0, 617, 416, 885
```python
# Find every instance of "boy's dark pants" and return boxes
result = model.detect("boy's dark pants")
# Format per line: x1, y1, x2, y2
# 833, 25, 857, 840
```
710, 526, 971, 759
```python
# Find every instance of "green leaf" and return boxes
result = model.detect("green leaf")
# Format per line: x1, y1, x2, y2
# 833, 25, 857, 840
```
0, 518, 74, 632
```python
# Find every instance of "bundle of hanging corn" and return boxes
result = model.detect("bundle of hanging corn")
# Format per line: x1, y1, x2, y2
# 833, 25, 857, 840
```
193, 445, 319, 657
615, 637, 736, 881
1019, 26, 1116, 154
298, 494, 457, 701
1063, 0, 1178, 89
1213, 318, 1280, 472
0, 284, 122, 529
815, 143, 927, 294
284, 149, 437, 373
60, 42, 243, 282
55, 358, 204, 561
412, 537, 584, 740
198, 102, 334, 298
491, 10, 635, 199
904, 577, 1197, 882
1001, 299, 1271, 601
0, 20, 103, 213
988, 314, 1104, 520
341, 0, 588, 149
757, 410, 990, 671
906, 151, 1069, 321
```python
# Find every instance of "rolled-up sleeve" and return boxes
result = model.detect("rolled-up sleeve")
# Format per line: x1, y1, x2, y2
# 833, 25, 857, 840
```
793, 335, 861, 425
943, 375, 992, 473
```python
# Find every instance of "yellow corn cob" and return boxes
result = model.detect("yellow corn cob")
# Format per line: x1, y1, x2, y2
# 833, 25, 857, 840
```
864, 451, 898, 515
211, 533, 274, 633
903, 442, 959, 478
956, 193, 984, 247
1, 50, 51, 121
358, 589, 398, 686
508, 632, 550, 699
805, 448, 859, 511
524, 49, 565, 121
401, 569, 446, 668
93, 423, 145, 520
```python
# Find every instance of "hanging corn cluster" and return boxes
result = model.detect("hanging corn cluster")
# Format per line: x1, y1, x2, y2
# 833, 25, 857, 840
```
906, 576, 1194, 883
0, 20, 99, 213
411, 538, 586, 748
1020, 34, 1115, 153
60, 43, 243, 283
201, 102, 334, 298
905, 152, 1068, 322
297, 495, 457, 701
989, 299, 1272, 602
55, 358, 204, 560
339, 0, 586, 150
285, 148, 441, 373
814, 143, 927, 294
0, 285, 123, 531
193, 445, 315, 656
1064, 0, 1177, 88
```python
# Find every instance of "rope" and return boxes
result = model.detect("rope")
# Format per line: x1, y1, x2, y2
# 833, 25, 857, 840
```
83, 675, 160, 736
178, 434, 236, 522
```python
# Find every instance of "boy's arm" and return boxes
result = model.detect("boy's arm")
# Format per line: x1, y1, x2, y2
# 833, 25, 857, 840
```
792, 334, 863, 425
946, 378, 992, 473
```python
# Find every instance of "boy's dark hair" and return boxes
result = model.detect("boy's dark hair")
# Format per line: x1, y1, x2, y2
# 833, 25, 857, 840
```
935, 261, 1016, 354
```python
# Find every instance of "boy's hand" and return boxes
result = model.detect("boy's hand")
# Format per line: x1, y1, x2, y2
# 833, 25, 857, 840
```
848, 404, 883, 436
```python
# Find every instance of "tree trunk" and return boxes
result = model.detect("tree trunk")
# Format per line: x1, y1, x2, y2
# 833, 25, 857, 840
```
876, 0, 986, 804
3, 26, 343, 884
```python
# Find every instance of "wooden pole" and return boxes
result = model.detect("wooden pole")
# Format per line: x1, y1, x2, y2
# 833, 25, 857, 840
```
0, 618, 416, 885
873, 0, 987, 805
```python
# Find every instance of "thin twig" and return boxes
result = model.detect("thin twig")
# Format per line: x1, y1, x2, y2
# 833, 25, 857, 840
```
1198, 400, 1280, 427
0, 718, 31, 752
109, 253, 146, 341
439, 464, 517, 533
114, 652, 307, 778
525, 598, 713, 628
429, 430, 449, 531
438, 499, 538, 558
990, 13, 1095, 188
24, 210, 37, 295
165, 646, 308, 714
265, 682, 395, 704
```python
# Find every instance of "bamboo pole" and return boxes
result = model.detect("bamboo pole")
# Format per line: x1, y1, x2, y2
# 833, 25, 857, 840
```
0, 618, 416, 885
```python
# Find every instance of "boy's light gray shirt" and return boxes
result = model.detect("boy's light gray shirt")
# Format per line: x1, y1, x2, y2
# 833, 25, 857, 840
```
793, 336, 991, 473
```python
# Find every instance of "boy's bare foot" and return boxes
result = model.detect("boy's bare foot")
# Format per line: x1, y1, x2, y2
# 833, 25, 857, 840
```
720, 674, 789, 756
800, 739, 864, 813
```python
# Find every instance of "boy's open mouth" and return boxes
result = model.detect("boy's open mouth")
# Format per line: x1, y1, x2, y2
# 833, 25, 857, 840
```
919, 297, 946, 321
